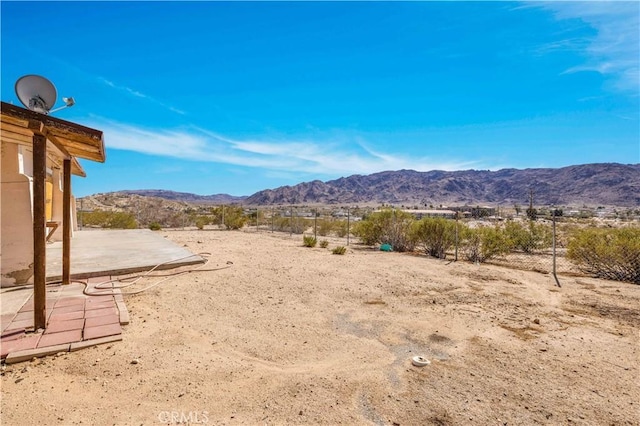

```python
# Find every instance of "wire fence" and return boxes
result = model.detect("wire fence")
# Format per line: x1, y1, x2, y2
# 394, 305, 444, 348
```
232, 205, 640, 285
82, 201, 639, 285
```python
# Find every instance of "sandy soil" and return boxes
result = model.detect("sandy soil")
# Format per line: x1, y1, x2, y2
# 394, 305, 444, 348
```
2, 229, 639, 425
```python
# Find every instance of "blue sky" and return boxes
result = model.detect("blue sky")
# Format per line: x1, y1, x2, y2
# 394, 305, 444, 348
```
2, 1, 638, 197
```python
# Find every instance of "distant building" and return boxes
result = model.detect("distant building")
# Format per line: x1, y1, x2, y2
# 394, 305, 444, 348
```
403, 209, 457, 219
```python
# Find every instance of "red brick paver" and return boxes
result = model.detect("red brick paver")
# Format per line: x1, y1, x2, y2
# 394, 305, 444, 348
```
37, 329, 83, 347
84, 323, 121, 340
0, 334, 41, 358
44, 318, 85, 334
1, 276, 126, 362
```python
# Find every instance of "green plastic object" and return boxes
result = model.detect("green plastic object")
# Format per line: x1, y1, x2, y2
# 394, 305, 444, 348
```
380, 243, 393, 252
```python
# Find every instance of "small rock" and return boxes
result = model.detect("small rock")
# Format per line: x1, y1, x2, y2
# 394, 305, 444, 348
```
533, 318, 540, 325
131, 359, 140, 365
15, 377, 24, 384
298, 411, 303, 416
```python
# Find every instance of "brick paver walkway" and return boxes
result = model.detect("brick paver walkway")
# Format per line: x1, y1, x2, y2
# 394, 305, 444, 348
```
1, 278, 129, 363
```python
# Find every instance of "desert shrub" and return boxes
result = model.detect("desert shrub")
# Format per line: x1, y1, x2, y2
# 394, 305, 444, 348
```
410, 217, 457, 259
503, 220, 552, 253
332, 246, 347, 255
567, 227, 640, 284
222, 206, 248, 230
209, 206, 224, 225
194, 216, 209, 230
165, 212, 189, 228
319, 240, 329, 248
317, 219, 334, 236
273, 217, 291, 232
81, 210, 138, 229
149, 222, 162, 231
275, 215, 306, 234
290, 218, 307, 234
460, 225, 510, 263
303, 235, 317, 247
352, 208, 415, 252
335, 220, 349, 238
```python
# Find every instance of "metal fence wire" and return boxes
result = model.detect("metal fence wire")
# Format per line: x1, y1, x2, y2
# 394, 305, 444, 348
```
238, 205, 640, 285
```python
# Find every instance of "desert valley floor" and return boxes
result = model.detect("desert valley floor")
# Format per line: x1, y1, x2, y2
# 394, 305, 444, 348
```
1, 229, 638, 425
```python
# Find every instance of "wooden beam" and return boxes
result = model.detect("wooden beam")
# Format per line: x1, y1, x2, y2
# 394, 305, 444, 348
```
0, 113, 30, 127
2, 101, 105, 163
28, 119, 46, 135
0, 121, 35, 137
46, 133, 72, 158
62, 159, 72, 285
0, 132, 34, 145
71, 158, 86, 178
2, 102, 101, 137
33, 134, 47, 330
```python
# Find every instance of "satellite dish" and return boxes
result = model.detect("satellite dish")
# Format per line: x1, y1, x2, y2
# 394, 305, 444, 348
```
15, 75, 58, 114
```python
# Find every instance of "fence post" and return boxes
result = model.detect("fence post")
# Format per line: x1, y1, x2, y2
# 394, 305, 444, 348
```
347, 207, 350, 246
552, 210, 561, 287
454, 211, 459, 261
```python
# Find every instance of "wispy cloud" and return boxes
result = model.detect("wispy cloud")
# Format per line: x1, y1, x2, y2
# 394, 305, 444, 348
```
86, 118, 475, 177
534, 1, 639, 94
98, 77, 187, 114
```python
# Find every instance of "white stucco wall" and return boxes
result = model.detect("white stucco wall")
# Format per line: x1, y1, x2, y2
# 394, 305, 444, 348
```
1, 142, 35, 286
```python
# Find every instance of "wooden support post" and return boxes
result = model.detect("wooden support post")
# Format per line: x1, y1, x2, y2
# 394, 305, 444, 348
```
62, 158, 71, 284
33, 134, 47, 329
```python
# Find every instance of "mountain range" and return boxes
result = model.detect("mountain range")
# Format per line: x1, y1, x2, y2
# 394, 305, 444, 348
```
102, 163, 639, 207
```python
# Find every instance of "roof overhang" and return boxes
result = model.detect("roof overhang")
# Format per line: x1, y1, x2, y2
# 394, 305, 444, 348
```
0, 101, 105, 177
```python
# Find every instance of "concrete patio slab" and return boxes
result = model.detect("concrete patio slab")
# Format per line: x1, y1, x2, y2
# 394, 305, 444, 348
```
46, 229, 204, 281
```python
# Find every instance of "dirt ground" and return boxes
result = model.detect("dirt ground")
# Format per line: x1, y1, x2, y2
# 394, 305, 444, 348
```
2, 229, 639, 425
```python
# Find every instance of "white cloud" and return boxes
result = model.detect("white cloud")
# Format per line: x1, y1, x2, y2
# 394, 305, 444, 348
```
98, 77, 187, 114
535, 1, 639, 93
86, 119, 475, 177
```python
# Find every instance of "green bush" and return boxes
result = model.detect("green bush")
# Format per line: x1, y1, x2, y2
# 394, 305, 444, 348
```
194, 215, 211, 230
332, 246, 347, 255
352, 208, 415, 252
303, 235, 317, 247
335, 220, 349, 238
319, 240, 329, 248
222, 206, 248, 230
460, 225, 510, 263
410, 217, 457, 259
149, 222, 162, 231
503, 220, 552, 253
81, 210, 138, 229
567, 227, 640, 284
317, 219, 334, 237
275, 215, 306, 234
